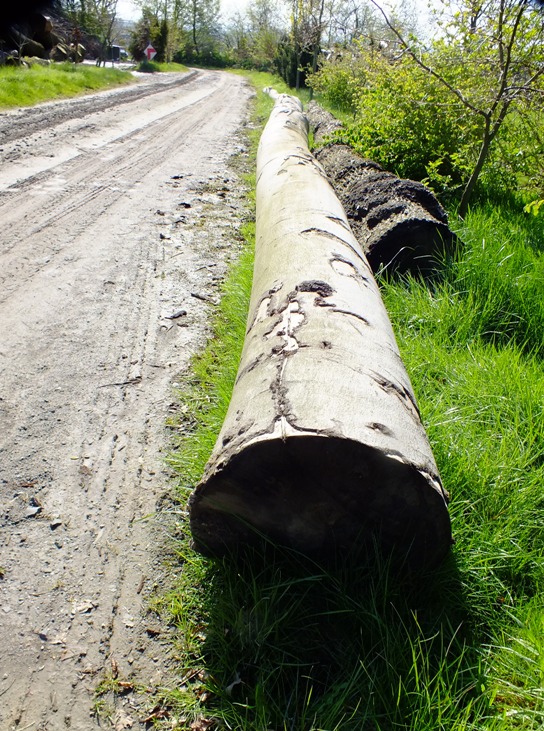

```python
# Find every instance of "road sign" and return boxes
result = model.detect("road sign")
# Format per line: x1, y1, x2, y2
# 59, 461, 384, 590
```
145, 44, 157, 62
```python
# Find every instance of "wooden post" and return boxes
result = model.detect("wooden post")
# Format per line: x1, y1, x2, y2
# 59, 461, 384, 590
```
189, 94, 452, 569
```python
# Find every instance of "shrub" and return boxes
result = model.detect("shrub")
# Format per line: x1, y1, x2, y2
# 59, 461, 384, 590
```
331, 47, 482, 197
307, 51, 366, 113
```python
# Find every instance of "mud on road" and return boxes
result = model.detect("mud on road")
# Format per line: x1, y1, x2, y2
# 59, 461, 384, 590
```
0, 69, 253, 729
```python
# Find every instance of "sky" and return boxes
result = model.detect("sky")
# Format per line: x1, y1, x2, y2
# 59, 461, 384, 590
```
116, 0, 250, 22
116, 0, 141, 21
116, 0, 432, 31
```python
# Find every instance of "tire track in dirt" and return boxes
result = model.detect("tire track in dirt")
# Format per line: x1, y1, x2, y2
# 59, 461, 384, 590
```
0, 70, 221, 196
0, 70, 253, 730
0, 69, 199, 144
0, 70, 228, 300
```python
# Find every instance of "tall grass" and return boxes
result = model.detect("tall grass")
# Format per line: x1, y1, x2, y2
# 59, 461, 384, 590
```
163, 77, 544, 731
0, 62, 133, 108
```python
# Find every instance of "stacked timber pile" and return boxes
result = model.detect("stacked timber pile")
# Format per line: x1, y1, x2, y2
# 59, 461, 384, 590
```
190, 94, 452, 570
306, 101, 458, 276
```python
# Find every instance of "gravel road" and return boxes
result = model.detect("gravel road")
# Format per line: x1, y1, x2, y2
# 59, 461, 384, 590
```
0, 68, 253, 730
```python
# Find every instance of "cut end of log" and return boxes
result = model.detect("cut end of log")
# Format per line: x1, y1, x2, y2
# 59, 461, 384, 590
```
189, 435, 451, 570
365, 220, 458, 276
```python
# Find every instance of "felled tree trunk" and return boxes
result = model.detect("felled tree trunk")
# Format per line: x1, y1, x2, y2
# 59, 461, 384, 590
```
306, 101, 458, 277
189, 94, 452, 569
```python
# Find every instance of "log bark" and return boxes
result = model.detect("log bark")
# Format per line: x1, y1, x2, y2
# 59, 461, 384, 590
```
189, 94, 452, 569
306, 101, 458, 277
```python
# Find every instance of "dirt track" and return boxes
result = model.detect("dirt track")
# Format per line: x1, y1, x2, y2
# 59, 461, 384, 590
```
0, 69, 252, 729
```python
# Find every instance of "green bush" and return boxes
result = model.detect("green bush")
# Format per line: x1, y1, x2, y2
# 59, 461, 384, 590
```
307, 52, 366, 113
312, 30, 544, 205
333, 48, 482, 196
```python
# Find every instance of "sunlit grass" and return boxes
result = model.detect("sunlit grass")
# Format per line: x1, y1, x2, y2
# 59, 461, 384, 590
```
167, 228, 255, 493
137, 60, 189, 73
0, 62, 133, 108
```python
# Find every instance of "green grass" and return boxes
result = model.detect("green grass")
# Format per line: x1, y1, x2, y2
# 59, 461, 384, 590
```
169, 230, 255, 492
161, 76, 544, 731
137, 61, 189, 73
0, 62, 134, 108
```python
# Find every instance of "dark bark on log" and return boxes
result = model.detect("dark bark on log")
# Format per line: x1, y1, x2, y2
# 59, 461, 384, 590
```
307, 101, 344, 143
306, 101, 459, 277
189, 94, 452, 569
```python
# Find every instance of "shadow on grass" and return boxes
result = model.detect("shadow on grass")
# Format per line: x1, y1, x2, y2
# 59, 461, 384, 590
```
188, 538, 490, 731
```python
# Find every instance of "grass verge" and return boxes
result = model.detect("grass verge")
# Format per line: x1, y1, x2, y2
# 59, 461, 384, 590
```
137, 61, 189, 73
0, 62, 134, 108
163, 75, 544, 731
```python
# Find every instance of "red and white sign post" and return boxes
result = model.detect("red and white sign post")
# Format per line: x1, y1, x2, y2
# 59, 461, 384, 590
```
144, 44, 157, 62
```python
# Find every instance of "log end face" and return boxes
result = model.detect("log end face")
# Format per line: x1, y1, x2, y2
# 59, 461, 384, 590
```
189, 436, 451, 571
365, 220, 459, 277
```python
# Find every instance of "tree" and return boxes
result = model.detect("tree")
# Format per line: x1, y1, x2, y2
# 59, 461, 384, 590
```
223, 11, 250, 66
130, 0, 221, 64
289, 0, 327, 89
369, 0, 544, 216
325, 0, 380, 47
130, 0, 181, 62
224, 0, 284, 70
279, 0, 418, 90
306, 1, 420, 110
246, 0, 284, 69
272, 0, 329, 88
186, 0, 220, 58
91, 0, 119, 64
129, 6, 161, 60
62, 0, 119, 63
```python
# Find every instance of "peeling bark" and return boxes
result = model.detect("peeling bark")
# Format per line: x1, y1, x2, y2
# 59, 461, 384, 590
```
189, 94, 452, 569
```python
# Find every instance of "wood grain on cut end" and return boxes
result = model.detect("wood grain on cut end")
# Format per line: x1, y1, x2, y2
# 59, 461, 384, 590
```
190, 435, 451, 569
